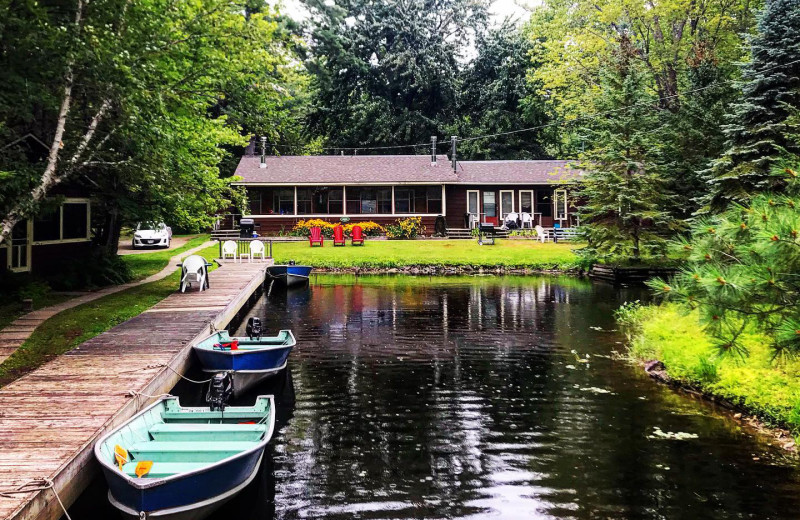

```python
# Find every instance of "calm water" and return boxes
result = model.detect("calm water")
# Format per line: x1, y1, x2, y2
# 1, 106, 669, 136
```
70, 275, 800, 519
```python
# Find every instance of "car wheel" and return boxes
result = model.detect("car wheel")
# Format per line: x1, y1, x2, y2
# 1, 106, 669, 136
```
165, 239, 171, 249
132, 241, 138, 250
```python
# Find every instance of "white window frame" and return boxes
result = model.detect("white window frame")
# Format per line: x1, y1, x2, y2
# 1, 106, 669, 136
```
554, 189, 568, 222
499, 189, 515, 219
3, 219, 33, 272
519, 190, 534, 214
31, 197, 92, 246
467, 190, 480, 217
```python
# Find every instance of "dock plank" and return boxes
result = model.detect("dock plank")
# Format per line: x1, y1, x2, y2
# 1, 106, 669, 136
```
0, 260, 269, 520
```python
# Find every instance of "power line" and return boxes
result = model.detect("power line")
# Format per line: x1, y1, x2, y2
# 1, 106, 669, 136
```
258, 57, 800, 153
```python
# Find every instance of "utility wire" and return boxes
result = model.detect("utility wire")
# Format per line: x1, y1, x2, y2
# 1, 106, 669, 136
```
258, 58, 800, 153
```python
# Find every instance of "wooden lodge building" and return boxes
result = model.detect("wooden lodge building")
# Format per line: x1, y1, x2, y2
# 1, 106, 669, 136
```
232, 152, 582, 236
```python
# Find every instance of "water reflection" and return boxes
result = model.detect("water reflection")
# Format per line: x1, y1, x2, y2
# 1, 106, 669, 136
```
232, 275, 800, 519
67, 275, 800, 520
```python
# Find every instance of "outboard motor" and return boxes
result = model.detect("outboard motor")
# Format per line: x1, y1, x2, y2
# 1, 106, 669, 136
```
206, 372, 234, 411
246, 317, 263, 340
288, 259, 296, 266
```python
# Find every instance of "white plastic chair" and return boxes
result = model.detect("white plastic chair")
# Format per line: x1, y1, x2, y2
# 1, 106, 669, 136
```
244, 240, 265, 262
535, 225, 547, 243
468, 213, 479, 229
221, 240, 238, 262
521, 213, 533, 229
180, 255, 208, 292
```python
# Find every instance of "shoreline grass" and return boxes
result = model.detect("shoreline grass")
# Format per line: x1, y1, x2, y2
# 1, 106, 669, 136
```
620, 303, 800, 434
272, 239, 584, 269
0, 244, 220, 387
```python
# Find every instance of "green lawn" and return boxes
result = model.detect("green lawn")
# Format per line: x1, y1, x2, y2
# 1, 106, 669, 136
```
270, 239, 584, 269
121, 234, 210, 280
0, 244, 220, 386
621, 303, 800, 433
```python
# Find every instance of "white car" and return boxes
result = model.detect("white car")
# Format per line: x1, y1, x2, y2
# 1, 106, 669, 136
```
132, 223, 172, 249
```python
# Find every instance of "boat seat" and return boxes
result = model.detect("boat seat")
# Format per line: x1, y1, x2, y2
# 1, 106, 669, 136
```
129, 441, 258, 462
149, 423, 265, 442
161, 411, 266, 422
121, 461, 210, 479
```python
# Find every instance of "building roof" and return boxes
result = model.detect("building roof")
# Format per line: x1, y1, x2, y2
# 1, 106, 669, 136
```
234, 155, 457, 184
233, 155, 581, 185
456, 160, 581, 184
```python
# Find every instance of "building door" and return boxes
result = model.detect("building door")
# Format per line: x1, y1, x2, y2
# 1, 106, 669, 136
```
500, 190, 515, 222
482, 191, 498, 226
466, 190, 479, 228
519, 190, 534, 227
9, 220, 31, 272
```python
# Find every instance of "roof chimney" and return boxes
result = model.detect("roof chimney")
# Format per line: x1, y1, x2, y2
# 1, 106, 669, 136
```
431, 136, 437, 166
451, 136, 457, 173
259, 137, 266, 169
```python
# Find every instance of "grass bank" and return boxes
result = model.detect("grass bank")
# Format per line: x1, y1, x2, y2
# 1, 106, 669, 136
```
272, 239, 584, 270
620, 303, 800, 435
0, 244, 220, 387
121, 234, 210, 280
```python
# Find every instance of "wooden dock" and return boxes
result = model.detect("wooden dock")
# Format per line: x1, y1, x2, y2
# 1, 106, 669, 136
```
0, 260, 270, 520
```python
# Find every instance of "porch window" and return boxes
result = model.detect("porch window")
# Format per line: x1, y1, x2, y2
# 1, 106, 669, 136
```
395, 189, 414, 213
328, 189, 343, 214
273, 189, 294, 215
426, 186, 442, 213
296, 188, 313, 214
247, 189, 262, 215
361, 189, 376, 214
62, 203, 88, 240
554, 189, 568, 220
377, 189, 391, 214
537, 190, 552, 217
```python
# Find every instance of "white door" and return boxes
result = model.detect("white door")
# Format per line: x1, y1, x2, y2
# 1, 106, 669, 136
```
519, 190, 533, 214
9, 220, 31, 272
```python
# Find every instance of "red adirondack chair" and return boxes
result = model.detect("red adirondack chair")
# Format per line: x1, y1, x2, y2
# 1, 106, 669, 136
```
333, 225, 346, 246
351, 225, 365, 246
309, 226, 323, 247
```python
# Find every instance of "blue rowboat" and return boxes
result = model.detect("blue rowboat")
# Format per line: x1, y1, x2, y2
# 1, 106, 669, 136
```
95, 395, 275, 520
266, 264, 312, 286
193, 330, 296, 397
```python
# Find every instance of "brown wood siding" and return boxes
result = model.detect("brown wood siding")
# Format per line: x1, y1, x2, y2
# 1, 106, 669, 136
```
31, 241, 92, 274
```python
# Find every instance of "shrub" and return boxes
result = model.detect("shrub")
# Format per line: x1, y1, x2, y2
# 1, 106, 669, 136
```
386, 217, 424, 239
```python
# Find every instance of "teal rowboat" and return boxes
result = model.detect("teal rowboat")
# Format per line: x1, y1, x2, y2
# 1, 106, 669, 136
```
95, 395, 275, 520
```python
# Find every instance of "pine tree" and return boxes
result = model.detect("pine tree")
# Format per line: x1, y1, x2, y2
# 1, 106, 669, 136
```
579, 38, 678, 261
651, 165, 800, 358
705, 0, 800, 211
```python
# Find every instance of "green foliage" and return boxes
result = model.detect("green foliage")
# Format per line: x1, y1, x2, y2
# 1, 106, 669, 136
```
385, 217, 424, 239
577, 42, 680, 261
621, 303, 800, 433
303, 0, 487, 148
650, 166, 800, 357
51, 250, 133, 290
0, 0, 306, 246
704, 0, 800, 210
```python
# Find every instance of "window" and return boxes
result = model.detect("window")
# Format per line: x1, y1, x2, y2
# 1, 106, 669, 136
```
247, 189, 261, 215
377, 189, 391, 214
500, 190, 514, 218
554, 189, 568, 220
329, 189, 343, 214
360, 189, 376, 214
62, 203, 88, 239
483, 191, 497, 218
467, 190, 479, 215
395, 189, 414, 213
520, 191, 533, 214
273, 189, 294, 214
427, 186, 442, 213
296, 188, 313, 214
537, 190, 552, 217
34, 206, 60, 242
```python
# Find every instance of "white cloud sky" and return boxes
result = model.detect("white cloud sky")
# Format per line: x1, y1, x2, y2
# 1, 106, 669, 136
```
270, 0, 535, 26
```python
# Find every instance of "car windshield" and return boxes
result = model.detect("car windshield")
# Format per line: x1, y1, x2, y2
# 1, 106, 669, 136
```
136, 223, 166, 232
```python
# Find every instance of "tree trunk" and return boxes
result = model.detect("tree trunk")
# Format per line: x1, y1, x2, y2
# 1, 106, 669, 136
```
99, 205, 123, 256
